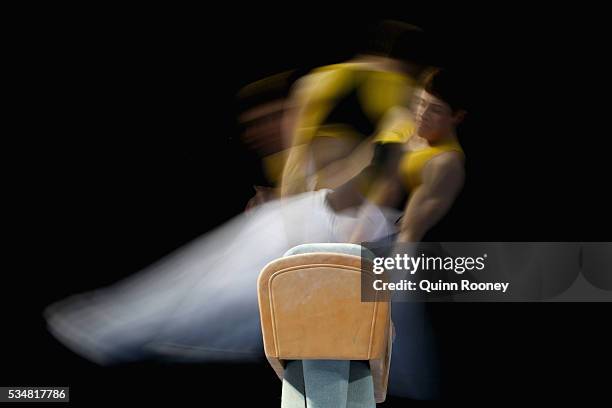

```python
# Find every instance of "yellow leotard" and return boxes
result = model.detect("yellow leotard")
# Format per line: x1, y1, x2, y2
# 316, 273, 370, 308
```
293, 62, 416, 145
398, 136, 464, 191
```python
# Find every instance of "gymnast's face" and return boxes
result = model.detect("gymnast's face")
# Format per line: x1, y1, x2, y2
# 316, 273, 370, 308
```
412, 89, 456, 142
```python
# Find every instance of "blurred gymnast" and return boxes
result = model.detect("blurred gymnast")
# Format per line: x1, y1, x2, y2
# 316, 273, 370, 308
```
45, 20, 425, 362
44, 21, 466, 402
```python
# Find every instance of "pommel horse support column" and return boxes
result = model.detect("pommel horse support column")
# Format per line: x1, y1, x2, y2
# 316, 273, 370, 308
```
257, 243, 393, 403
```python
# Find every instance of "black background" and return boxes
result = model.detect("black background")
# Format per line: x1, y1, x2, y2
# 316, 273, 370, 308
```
4, 4, 612, 405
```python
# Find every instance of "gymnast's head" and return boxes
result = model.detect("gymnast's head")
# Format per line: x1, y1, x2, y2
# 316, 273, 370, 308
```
413, 69, 467, 143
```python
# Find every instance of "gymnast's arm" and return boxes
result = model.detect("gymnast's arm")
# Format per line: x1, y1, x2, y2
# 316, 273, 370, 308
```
347, 143, 405, 243
396, 151, 465, 243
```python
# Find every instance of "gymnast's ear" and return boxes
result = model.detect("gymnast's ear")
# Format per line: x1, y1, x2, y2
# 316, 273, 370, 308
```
452, 109, 467, 126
